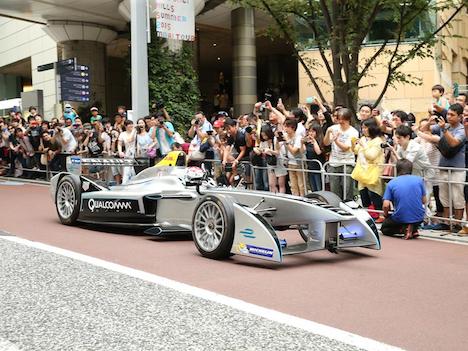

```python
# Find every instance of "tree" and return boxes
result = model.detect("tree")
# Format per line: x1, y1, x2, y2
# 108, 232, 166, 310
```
234, 0, 467, 111
146, 28, 200, 133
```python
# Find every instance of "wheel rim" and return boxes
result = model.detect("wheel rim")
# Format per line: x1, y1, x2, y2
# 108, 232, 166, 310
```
194, 201, 225, 252
57, 181, 76, 219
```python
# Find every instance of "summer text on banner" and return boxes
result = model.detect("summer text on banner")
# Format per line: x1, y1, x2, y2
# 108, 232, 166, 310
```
151, 0, 195, 42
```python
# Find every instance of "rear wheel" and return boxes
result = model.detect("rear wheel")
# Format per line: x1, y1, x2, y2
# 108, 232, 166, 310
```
299, 191, 342, 241
192, 195, 235, 259
55, 175, 81, 225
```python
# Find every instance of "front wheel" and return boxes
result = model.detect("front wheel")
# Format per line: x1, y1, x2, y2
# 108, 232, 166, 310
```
55, 175, 81, 225
192, 195, 235, 259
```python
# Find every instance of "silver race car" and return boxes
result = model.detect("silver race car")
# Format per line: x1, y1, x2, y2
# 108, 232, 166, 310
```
50, 157, 380, 263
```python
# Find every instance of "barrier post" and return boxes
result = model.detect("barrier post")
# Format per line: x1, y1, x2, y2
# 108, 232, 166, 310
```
448, 169, 453, 230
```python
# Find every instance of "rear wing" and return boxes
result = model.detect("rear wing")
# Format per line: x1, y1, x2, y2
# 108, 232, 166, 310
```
66, 156, 149, 175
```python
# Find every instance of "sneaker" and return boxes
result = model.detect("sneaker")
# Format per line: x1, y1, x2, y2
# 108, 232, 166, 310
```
431, 223, 450, 231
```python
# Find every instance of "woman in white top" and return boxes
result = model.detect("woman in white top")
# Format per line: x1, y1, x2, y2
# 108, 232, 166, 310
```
136, 118, 157, 158
118, 120, 137, 184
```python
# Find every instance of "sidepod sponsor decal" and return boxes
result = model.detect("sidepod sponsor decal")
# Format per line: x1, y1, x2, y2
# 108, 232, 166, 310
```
85, 199, 135, 213
236, 243, 273, 258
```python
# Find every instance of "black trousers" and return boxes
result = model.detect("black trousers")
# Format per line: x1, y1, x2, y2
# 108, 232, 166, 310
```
381, 217, 421, 236
360, 188, 383, 210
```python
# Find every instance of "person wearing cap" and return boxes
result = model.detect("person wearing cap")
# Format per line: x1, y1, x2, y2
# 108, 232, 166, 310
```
63, 103, 78, 123
216, 111, 228, 122
213, 119, 224, 130
90, 107, 103, 124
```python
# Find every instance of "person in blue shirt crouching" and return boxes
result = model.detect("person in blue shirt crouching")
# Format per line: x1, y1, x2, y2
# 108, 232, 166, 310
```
382, 159, 426, 240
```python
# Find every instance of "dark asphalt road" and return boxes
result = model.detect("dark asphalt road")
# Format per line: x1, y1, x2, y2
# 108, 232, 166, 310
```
1, 182, 468, 350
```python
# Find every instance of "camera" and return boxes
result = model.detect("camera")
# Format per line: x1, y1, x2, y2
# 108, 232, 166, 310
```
276, 131, 285, 142
194, 118, 200, 126
380, 139, 394, 149
207, 130, 214, 136
156, 101, 165, 110
245, 126, 254, 134
260, 93, 273, 112
157, 117, 165, 125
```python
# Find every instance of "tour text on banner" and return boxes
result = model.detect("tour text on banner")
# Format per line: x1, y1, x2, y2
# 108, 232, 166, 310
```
152, 0, 195, 42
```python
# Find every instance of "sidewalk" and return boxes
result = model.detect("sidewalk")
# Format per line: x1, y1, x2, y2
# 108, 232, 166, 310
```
418, 228, 468, 244
374, 222, 468, 244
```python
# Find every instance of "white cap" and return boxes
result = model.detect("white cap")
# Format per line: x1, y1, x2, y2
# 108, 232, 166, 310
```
64, 103, 72, 108
90, 107, 98, 111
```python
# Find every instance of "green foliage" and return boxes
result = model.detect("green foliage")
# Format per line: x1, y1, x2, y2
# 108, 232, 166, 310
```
233, 0, 465, 110
147, 31, 200, 133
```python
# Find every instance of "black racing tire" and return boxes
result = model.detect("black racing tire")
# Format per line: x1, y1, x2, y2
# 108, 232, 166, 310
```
55, 175, 81, 225
299, 191, 343, 241
305, 191, 342, 207
192, 195, 235, 260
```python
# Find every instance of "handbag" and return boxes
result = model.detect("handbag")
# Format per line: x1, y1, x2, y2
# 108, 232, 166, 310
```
250, 152, 264, 167
351, 162, 380, 185
437, 136, 465, 159
382, 164, 395, 177
147, 147, 157, 158
188, 142, 205, 161
266, 154, 277, 166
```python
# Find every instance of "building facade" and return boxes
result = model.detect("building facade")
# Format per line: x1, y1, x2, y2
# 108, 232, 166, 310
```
299, 6, 468, 117
0, 1, 466, 120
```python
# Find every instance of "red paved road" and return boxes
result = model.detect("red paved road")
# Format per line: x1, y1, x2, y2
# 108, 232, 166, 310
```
1, 182, 468, 350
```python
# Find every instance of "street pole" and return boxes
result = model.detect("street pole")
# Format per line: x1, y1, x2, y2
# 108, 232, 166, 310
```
130, 0, 149, 121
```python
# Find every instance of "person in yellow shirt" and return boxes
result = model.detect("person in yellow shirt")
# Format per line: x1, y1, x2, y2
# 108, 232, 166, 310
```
352, 118, 385, 222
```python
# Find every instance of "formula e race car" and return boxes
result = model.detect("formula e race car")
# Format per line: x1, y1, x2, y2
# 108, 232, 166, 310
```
50, 156, 380, 263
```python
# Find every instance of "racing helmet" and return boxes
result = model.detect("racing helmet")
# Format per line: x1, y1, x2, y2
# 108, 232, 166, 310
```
184, 166, 205, 183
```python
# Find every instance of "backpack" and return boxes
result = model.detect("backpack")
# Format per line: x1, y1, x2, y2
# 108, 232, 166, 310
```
437, 136, 465, 159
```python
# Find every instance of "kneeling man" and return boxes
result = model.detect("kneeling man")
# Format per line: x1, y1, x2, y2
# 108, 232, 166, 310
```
382, 159, 426, 239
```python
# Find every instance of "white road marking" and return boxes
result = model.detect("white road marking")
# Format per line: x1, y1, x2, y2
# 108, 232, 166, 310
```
0, 235, 403, 351
0, 337, 21, 351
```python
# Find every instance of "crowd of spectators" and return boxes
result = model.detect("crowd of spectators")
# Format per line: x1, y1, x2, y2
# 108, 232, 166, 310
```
1, 85, 468, 235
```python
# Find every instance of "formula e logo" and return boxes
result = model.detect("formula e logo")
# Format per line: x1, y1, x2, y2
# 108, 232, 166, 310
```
88, 199, 132, 212
240, 228, 255, 239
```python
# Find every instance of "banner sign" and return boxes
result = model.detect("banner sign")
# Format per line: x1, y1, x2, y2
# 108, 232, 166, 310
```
152, 0, 195, 41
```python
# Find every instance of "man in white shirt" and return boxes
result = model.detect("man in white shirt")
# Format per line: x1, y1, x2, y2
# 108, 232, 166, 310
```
393, 125, 435, 178
324, 108, 359, 200
57, 126, 77, 154
187, 111, 213, 161
188, 111, 213, 146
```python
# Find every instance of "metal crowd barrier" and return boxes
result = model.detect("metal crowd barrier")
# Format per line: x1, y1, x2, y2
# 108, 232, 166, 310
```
2, 153, 468, 231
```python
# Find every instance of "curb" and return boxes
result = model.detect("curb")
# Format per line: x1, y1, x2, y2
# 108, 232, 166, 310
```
0, 176, 49, 186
